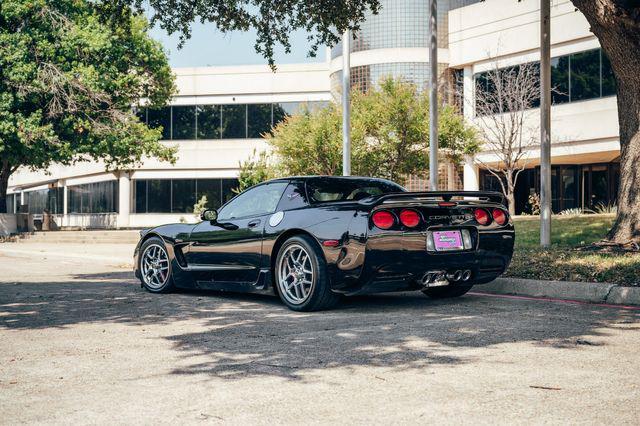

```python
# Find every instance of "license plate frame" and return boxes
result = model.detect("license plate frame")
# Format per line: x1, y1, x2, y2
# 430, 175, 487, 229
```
431, 230, 464, 252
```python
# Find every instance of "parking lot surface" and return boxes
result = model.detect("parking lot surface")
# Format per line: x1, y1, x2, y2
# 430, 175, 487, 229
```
1, 243, 639, 424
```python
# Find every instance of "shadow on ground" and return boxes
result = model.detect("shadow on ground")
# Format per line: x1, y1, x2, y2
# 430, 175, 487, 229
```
1, 270, 638, 381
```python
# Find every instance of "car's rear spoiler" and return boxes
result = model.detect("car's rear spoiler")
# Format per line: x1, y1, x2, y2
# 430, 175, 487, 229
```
360, 191, 506, 207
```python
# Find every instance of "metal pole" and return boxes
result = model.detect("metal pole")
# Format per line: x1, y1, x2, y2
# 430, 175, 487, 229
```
540, 0, 552, 248
428, 0, 438, 190
342, 30, 351, 176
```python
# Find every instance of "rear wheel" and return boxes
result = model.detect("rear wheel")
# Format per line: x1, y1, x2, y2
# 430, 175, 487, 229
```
139, 237, 174, 293
422, 284, 473, 299
275, 235, 340, 311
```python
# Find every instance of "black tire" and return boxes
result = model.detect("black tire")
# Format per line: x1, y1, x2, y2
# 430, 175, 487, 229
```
138, 237, 175, 293
422, 284, 473, 299
274, 235, 340, 311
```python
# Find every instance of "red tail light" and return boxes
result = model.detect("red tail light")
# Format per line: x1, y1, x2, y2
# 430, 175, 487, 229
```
492, 208, 507, 225
372, 210, 395, 229
474, 208, 491, 226
399, 209, 421, 227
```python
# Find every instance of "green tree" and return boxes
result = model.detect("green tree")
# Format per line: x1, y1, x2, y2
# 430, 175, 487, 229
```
0, 0, 176, 213
110, 0, 381, 68
241, 78, 478, 187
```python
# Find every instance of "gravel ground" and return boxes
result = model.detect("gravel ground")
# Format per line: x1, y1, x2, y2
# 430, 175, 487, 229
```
1, 243, 639, 424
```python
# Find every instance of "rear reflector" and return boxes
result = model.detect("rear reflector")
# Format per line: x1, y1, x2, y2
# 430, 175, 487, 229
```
474, 208, 491, 226
438, 201, 457, 207
322, 239, 340, 247
492, 208, 507, 225
372, 210, 395, 229
399, 209, 421, 227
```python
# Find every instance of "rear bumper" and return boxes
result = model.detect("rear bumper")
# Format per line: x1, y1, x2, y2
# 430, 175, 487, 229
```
332, 228, 515, 295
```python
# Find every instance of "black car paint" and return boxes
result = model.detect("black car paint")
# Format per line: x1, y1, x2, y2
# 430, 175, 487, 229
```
134, 176, 514, 296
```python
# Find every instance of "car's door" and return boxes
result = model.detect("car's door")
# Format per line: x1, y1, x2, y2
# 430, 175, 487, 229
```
185, 181, 289, 283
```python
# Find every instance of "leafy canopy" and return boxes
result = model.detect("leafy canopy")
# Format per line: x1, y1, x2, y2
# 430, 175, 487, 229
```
105, 0, 381, 68
236, 78, 479, 191
0, 0, 176, 206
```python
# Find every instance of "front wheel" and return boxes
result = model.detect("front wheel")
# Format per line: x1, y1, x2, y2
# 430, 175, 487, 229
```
138, 237, 175, 293
274, 235, 340, 311
422, 284, 473, 299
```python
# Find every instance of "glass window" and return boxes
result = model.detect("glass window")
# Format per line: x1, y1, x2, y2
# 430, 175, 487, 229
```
134, 180, 147, 213
135, 107, 147, 124
560, 166, 578, 210
551, 56, 570, 104
196, 179, 222, 210
171, 106, 196, 140
221, 104, 246, 139
6, 194, 15, 214
147, 180, 171, 213
196, 105, 221, 139
247, 104, 273, 138
218, 182, 287, 220
276, 183, 308, 211
221, 179, 239, 204
306, 177, 404, 203
68, 182, 117, 213
570, 49, 600, 102
171, 179, 196, 213
601, 51, 616, 97
147, 107, 171, 140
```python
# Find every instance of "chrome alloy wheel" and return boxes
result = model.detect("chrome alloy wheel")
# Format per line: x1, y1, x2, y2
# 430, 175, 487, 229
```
141, 243, 170, 289
277, 243, 315, 305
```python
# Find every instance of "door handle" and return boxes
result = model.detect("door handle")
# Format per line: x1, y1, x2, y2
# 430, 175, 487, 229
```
248, 219, 261, 228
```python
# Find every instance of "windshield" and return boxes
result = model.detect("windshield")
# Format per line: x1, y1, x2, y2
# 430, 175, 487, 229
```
306, 177, 404, 203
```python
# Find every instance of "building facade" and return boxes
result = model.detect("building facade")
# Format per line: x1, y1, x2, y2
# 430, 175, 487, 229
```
6, 0, 622, 227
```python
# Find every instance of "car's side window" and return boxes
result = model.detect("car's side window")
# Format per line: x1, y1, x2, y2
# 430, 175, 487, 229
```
217, 182, 288, 221
276, 183, 309, 211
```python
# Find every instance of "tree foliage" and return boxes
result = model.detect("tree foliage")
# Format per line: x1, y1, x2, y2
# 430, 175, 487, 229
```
105, 0, 381, 68
0, 0, 176, 213
238, 78, 478, 188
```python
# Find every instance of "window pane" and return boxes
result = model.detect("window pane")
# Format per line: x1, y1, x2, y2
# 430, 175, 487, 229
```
561, 167, 578, 210
601, 51, 616, 97
221, 179, 239, 204
172, 106, 196, 140
135, 107, 147, 124
148, 107, 171, 140
171, 179, 196, 213
67, 182, 117, 213
195, 179, 222, 210
247, 104, 273, 138
570, 49, 600, 101
551, 56, 569, 104
6, 194, 15, 214
196, 105, 221, 139
221, 104, 246, 139
147, 180, 171, 213
134, 180, 147, 213
218, 182, 287, 220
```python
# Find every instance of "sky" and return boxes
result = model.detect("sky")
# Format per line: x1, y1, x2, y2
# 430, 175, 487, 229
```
149, 22, 327, 68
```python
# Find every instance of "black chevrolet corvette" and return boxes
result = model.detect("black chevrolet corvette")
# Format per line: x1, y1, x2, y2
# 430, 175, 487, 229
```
134, 176, 514, 311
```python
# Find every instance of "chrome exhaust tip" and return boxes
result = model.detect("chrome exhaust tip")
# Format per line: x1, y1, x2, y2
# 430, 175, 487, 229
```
461, 270, 472, 281
422, 270, 448, 287
453, 270, 463, 282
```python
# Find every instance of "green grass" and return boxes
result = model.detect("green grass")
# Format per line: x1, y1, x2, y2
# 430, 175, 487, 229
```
506, 214, 640, 286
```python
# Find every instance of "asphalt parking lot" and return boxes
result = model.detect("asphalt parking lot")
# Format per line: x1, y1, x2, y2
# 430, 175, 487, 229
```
1, 243, 639, 424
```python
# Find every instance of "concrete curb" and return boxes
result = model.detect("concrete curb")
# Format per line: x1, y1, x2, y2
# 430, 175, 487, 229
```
478, 277, 640, 306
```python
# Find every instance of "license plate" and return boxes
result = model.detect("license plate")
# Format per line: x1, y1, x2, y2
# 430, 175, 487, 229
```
432, 230, 464, 251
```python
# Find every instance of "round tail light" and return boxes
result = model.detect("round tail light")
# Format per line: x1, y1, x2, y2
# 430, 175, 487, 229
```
474, 208, 491, 226
399, 209, 421, 228
492, 208, 507, 225
371, 210, 395, 229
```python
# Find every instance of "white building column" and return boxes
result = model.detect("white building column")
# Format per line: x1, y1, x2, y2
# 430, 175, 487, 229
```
447, 162, 456, 190
117, 171, 131, 229
463, 155, 480, 191
462, 66, 474, 121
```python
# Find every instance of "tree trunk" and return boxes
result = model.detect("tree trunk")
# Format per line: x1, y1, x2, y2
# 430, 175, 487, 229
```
0, 162, 10, 214
572, 0, 640, 243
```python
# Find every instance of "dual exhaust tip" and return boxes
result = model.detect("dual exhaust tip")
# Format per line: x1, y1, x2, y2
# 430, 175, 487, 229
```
421, 269, 472, 286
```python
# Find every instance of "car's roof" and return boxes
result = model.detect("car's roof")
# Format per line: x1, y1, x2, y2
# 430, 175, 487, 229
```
267, 175, 398, 184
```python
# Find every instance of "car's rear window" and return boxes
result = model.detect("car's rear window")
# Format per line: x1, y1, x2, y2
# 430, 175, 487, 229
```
306, 178, 404, 203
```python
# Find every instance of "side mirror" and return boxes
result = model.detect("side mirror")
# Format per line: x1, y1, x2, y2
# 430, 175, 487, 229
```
201, 209, 218, 222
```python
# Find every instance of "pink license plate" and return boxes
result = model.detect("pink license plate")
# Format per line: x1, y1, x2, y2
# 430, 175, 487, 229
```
432, 230, 464, 251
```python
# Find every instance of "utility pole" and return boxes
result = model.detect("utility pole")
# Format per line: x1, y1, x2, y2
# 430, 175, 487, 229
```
342, 30, 351, 176
540, 0, 551, 248
428, 0, 438, 190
